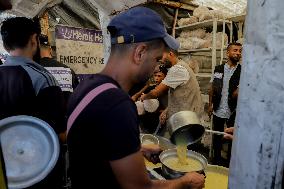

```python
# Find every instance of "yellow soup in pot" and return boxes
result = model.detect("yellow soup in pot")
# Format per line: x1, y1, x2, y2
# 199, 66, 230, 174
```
164, 135, 203, 172
163, 156, 203, 172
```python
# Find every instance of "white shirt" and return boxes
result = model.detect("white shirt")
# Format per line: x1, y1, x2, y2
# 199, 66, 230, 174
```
162, 64, 190, 89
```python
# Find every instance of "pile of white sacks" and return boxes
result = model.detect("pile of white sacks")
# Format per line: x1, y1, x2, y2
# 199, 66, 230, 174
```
177, 6, 228, 50
177, 6, 228, 26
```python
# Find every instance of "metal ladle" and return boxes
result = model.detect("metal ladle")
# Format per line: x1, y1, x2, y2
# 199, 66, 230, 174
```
153, 122, 162, 135
205, 129, 226, 135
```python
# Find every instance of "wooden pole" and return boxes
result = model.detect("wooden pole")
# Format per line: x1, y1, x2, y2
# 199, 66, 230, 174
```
149, 0, 196, 11
211, 18, 217, 72
172, 8, 179, 37
40, 11, 49, 37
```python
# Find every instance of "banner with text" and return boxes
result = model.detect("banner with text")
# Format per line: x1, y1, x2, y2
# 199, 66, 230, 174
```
55, 25, 104, 76
44, 67, 73, 92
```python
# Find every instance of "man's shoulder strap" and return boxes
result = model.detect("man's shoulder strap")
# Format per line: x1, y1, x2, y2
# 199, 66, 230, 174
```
67, 83, 118, 135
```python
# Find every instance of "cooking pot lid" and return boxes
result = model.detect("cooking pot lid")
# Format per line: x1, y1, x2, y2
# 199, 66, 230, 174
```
0, 115, 59, 189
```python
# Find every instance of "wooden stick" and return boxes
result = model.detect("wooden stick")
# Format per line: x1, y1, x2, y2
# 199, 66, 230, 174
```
172, 8, 179, 37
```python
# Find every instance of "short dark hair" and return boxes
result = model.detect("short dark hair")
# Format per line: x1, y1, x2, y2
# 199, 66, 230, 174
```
1, 17, 41, 51
227, 42, 242, 51
157, 64, 168, 75
111, 39, 164, 55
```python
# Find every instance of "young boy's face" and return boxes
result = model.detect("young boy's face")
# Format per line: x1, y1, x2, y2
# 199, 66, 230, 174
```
154, 72, 166, 84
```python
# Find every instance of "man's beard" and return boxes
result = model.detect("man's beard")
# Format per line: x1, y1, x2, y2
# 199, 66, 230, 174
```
229, 56, 240, 65
163, 58, 172, 69
33, 44, 41, 63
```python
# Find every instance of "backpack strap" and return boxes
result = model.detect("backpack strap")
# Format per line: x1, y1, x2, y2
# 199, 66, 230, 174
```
67, 83, 117, 135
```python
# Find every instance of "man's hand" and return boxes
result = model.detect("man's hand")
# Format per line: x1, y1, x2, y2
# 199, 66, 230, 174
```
182, 172, 205, 189
224, 127, 234, 140
131, 94, 140, 102
232, 87, 239, 98
140, 93, 146, 101
159, 109, 168, 125
140, 144, 162, 164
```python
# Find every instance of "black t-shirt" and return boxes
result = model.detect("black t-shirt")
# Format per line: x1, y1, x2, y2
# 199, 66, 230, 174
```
0, 58, 66, 134
40, 57, 79, 105
67, 74, 141, 189
40, 57, 79, 90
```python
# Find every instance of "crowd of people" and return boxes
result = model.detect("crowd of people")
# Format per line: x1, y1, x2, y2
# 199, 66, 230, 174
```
0, 4, 242, 189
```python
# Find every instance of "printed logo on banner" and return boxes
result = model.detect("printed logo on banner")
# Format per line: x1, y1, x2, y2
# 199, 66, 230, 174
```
55, 25, 105, 75
45, 67, 73, 92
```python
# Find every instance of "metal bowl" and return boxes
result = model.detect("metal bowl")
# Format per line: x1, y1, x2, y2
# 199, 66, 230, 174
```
140, 134, 175, 150
141, 134, 176, 170
155, 135, 176, 150
140, 134, 159, 145
159, 148, 208, 179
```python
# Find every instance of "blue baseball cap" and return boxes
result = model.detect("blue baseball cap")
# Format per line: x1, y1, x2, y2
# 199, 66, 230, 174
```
107, 7, 180, 51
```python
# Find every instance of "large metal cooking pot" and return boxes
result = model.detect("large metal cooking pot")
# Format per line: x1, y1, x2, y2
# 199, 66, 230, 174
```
0, 115, 59, 189
159, 148, 207, 179
168, 111, 205, 146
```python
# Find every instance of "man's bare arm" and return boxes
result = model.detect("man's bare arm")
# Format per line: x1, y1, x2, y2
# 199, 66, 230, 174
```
140, 83, 169, 101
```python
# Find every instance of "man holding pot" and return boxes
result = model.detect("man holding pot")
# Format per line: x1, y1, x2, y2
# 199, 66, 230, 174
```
66, 7, 205, 189
140, 46, 203, 135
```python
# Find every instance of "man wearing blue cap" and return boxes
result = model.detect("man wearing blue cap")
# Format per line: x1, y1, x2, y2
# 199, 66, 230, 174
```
66, 6, 205, 189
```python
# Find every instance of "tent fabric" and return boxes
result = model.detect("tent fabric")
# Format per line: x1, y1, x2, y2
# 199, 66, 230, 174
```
2, 0, 247, 29
0, 0, 246, 51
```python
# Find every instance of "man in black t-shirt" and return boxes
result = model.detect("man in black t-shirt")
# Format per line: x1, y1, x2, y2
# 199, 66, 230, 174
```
0, 3, 11, 188
67, 7, 205, 189
39, 34, 79, 105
